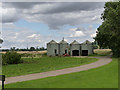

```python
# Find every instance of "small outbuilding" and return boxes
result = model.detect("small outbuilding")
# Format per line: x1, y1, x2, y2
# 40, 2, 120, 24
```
81, 40, 93, 56
70, 40, 80, 56
47, 40, 59, 56
59, 39, 69, 55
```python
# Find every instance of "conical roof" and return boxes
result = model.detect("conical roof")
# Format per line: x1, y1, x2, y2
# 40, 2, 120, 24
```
48, 40, 57, 44
82, 40, 91, 44
59, 40, 68, 44
70, 40, 79, 44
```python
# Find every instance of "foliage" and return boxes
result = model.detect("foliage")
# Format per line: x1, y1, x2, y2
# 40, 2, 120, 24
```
2, 57, 97, 77
5, 58, 118, 88
29, 47, 35, 51
2, 51, 22, 65
95, 1, 120, 57
2, 47, 47, 51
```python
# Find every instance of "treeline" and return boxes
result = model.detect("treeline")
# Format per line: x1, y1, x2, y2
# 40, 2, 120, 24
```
2, 47, 47, 52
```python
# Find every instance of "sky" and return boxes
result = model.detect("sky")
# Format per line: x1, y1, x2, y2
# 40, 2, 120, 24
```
1, 2, 105, 49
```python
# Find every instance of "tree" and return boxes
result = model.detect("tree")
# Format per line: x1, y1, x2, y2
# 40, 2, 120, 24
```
30, 47, 35, 51
10, 47, 16, 51
95, 1, 120, 57
40, 47, 45, 51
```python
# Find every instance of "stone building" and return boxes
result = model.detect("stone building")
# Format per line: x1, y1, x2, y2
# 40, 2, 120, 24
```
47, 40, 59, 56
81, 40, 94, 56
70, 40, 80, 56
59, 39, 69, 55
47, 39, 94, 56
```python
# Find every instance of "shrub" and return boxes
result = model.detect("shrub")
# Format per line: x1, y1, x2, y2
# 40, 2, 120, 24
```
2, 51, 22, 65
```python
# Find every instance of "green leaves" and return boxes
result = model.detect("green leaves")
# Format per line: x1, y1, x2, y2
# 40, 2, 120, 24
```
2, 51, 22, 65
95, 1, 120, 57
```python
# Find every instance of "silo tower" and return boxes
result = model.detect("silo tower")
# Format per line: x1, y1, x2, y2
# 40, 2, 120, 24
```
47, 40, 59, 56
70, 40, 80, 56
59, 38, 69, 56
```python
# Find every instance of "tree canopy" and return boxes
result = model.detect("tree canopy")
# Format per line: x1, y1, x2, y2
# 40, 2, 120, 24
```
95, 1, 120, 57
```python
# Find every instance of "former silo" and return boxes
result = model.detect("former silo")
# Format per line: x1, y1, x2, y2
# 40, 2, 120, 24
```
81, 40, 93, 56
59, 39, 69, 56
47, 40, 59, 56
70, 40, 80, 56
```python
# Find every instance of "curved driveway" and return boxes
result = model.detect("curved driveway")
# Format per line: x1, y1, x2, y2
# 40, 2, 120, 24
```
5, 56, 112, 84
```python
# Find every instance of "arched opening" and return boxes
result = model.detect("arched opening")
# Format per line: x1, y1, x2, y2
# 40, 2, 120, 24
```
72, 50, 79, 56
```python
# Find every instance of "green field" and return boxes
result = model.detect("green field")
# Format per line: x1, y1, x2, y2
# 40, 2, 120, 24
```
3, 57, 97, 77
5, 58, 118, 88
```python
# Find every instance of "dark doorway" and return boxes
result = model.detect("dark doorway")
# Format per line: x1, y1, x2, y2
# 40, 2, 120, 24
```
65, 50, 67, 54
72, 50, 79, 56
82, 50, 88, 56
55, 49, 57, 55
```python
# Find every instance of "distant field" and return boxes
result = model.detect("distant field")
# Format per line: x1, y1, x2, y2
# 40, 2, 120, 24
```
1, 49, 111, 56
90, 49, 112, 56
2, 57, 97, 77
0, 50, 47, 54
94, 49, 111, 54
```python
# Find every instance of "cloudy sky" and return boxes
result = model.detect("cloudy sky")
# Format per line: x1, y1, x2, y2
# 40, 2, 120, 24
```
1, 2, 105, 49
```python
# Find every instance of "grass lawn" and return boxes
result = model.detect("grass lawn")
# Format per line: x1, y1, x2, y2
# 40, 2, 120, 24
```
5, 58, 118, 88
2, 57, 97, 77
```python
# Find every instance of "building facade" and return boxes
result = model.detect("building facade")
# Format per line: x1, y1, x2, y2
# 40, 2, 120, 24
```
47, 39, 94, 56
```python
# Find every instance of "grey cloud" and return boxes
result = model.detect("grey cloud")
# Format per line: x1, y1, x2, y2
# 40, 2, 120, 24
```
42, 2, 105, 14
2, 15, 20, 23
3, 2, 46, 9
75, 27, 86, 31
2, 2, 104, 29
3, 2, 104, 14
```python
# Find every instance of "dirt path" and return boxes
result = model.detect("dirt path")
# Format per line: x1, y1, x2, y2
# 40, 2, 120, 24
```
5, 56, 112, 84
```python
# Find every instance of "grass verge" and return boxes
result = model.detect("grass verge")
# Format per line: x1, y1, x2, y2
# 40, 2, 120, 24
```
3, 57, 97, 77
5, 58, 118, 88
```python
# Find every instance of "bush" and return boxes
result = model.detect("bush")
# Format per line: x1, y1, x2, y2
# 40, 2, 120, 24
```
2, 51, 22, 65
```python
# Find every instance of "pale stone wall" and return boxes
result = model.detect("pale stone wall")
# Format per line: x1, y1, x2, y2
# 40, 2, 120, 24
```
59, 44, 69, 55
70, 44, 81, 56
47, 43, 59, 56
81, 44, 93, 55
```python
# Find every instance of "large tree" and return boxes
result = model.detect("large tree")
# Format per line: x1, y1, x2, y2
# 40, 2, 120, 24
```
95, 1, 120, 57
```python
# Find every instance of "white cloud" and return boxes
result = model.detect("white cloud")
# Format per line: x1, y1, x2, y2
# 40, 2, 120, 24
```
91, 33, 96, 38
70, 31, 85, 37
28, 34, 39, 38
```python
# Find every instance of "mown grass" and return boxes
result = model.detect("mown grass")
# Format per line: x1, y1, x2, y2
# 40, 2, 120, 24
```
2, 57, 97, 77
5, 58, 118, 88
